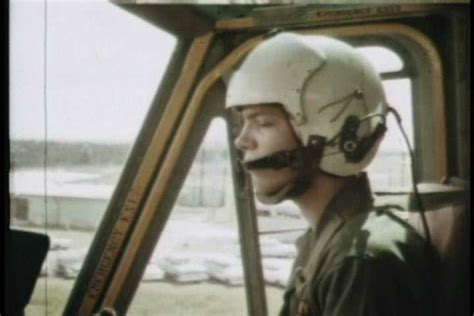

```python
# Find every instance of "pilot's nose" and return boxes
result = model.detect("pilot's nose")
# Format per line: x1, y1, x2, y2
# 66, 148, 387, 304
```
234, 126, 256, 151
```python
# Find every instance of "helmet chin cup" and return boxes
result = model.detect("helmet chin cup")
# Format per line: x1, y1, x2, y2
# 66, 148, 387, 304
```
247, 136, 326, 205
255, 181, 297, 205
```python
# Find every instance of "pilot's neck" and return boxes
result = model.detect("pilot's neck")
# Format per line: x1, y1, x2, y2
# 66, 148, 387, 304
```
293, 172, 347, 225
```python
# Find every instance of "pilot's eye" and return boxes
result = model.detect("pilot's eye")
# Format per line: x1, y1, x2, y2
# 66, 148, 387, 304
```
255, 117, 276, 127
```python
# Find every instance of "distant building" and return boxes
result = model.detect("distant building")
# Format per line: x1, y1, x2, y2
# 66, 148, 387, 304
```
9, 169, 113, 230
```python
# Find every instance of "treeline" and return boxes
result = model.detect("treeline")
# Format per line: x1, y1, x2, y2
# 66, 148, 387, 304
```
10, 140, 131, 169
10, 140, 230, 169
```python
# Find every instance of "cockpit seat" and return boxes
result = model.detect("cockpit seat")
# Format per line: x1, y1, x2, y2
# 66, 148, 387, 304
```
403, 181, 469, 316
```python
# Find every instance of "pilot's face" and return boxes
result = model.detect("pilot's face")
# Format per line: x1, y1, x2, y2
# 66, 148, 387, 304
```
234, 104, 300, 196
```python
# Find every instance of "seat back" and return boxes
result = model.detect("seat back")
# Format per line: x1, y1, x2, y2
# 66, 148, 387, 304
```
7, 229, 50, 315
404, 182, 469, 316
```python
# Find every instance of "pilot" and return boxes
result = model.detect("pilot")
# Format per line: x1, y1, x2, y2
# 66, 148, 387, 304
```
225, 32, 438, 315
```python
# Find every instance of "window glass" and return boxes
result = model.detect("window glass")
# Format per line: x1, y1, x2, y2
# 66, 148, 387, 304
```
356, 46, 413, 190
9, 1, 176, 314
256, 199, 306, 316
368, 79, 413, 191
356, 46, 404, 73
129, 118, 248, 315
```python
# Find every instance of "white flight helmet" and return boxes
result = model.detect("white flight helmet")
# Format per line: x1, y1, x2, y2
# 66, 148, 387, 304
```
226, 32, 387, 178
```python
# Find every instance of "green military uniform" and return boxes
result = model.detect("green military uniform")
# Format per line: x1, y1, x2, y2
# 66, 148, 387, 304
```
280, 173, 439, 316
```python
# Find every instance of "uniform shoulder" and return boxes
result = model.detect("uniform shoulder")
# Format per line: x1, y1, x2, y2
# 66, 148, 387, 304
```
313, 211, 434, 304
324, 209, 428, 265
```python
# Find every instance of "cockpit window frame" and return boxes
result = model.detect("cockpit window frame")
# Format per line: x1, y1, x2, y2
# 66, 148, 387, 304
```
65, 5, 448, 315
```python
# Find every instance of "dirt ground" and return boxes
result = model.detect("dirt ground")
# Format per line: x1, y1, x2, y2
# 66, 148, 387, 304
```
19, 206, 304, 316
27, 277, 286, 316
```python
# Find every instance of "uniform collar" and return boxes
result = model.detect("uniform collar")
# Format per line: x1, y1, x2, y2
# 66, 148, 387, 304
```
311, 172, 373, 236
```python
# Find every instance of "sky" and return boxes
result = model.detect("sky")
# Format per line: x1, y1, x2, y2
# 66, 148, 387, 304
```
9, 1, 411, 149
10, 0, 177, 144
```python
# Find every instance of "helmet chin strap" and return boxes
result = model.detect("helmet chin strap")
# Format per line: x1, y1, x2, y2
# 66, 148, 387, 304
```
243, 136, 326, 205
242, 135, 326, 171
